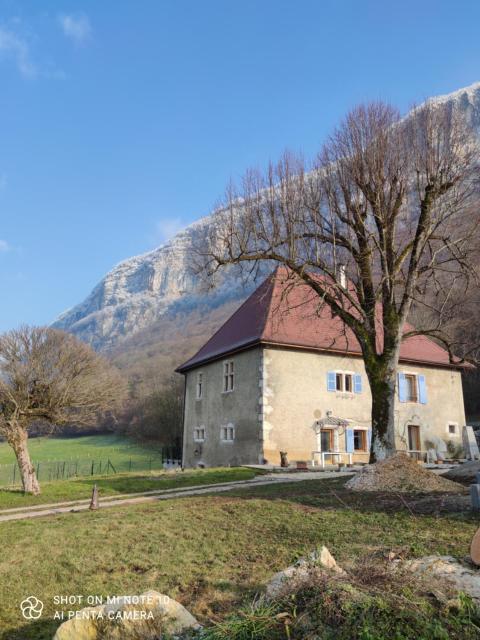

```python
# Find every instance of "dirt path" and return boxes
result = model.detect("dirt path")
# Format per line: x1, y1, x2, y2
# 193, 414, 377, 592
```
0, 471, 353, 523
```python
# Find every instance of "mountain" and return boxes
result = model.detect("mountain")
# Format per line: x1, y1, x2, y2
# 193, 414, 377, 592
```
53, 82, 480, 385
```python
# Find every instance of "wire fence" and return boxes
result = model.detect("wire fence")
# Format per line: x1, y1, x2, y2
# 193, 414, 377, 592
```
0, 445, 182, 488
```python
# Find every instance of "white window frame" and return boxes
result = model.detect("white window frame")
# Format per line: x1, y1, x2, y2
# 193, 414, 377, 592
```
196, 371, 204, 400
193, 426, 206, 442
403, 371, 419, 403
220, 423, 235, 443
334, 370, 355, 394
223, 360, 234, 393
446, 422, 458, 436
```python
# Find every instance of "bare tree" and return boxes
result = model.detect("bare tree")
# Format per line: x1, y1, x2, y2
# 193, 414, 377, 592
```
199, 100, 479, 461
0, 326, 127, 494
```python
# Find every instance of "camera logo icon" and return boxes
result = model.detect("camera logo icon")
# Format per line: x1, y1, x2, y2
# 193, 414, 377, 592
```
20, 596, 44, 620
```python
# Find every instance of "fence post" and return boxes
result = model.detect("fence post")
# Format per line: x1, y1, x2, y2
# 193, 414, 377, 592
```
36, 462, 40, 480
129, 458, 132, 472
91, 461, 95, 475
13, 463, 16, 486
149, 459, 152, 473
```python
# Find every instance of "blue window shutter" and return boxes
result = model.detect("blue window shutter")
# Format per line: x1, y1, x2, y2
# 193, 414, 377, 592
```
418, 375, 427, 404
398, 372, 407, 402
354, 374, 362, 394
327, 371, 336, 392
345, 428, 354, 453
367, 429, 372, 451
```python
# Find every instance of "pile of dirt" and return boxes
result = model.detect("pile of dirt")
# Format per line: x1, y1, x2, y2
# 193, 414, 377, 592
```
345, 453, 465, 493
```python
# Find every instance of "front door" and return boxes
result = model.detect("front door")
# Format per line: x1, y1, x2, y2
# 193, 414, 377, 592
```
408, 425, 421, 459
320, 429, 333, 452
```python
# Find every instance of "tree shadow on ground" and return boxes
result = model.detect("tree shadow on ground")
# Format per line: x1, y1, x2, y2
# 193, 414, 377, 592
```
1, 617, 58, 640
216, 477, 476, 521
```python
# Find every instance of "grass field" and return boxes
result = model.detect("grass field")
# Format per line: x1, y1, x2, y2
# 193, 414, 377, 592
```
0, 477, 476, 640
0, 434, 175, 488
0, 433, 164, 465
0, 467, 259, 509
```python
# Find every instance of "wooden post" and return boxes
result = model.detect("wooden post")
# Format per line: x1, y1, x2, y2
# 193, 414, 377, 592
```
89, 483, 99, 510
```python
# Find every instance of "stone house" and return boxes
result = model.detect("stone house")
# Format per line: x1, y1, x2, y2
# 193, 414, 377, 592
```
177, 269, 467, 468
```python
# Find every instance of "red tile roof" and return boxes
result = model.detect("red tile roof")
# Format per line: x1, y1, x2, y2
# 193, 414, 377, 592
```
177, 268, 463, 372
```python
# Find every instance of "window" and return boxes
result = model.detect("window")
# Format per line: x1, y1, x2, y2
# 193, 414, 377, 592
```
196, 372, 203, 399
405, 374, 418, 402
344, 374, 353, 393
448, 423, 458, 435
353, 429, 367, 451
334, 372, 354, 393
398, 372, 427, 404
193, 427, 205, 442
221, 424, 235, 442
223, 360, 234, 392
335, 372, 343, 391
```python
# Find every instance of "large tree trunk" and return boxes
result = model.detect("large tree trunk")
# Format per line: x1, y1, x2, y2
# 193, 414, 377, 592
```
9, 431, 40, 495
367, 367, 398, 463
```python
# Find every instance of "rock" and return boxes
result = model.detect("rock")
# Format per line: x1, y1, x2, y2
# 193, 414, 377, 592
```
53, 590, 201, 640
403, 556, 480, 604
265, 546, 344, 600
444, 460, 480, 485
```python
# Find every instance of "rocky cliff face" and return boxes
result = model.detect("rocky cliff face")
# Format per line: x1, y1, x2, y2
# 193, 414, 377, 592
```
53, 82, 480, 354
53, 214, 254, 350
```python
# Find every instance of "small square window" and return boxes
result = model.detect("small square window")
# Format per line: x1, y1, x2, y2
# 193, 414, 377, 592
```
221, 425, 235, 442
193, 427, 205, 442
448, 423, 457, 435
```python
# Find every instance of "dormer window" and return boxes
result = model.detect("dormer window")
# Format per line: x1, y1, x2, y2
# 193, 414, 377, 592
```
223, 360, 234, 392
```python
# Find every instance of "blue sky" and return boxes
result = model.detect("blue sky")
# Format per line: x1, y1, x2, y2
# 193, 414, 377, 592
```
0, 0, 478, 332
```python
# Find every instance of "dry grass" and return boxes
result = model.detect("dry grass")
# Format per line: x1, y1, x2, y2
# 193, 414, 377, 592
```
0, 477, 476, 639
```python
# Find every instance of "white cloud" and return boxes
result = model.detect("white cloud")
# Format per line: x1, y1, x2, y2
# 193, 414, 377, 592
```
0, 240, 10, 252
58, 14, 92, 45
154, 217, 185, 244
0, 27, 35, 77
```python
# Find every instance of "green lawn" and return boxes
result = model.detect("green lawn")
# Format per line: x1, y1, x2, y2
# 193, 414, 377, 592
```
0, 433, 164, 465
0, 467, 259, 510
0, 477, 476, 640
0, 434, 173, 487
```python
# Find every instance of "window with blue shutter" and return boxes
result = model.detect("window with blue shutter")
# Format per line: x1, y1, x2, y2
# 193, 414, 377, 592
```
398, 372, 407, 402
327, 371, 336, 392
353, 374, 362, 394
345, 428, 354, 453
418, 375, 427, 404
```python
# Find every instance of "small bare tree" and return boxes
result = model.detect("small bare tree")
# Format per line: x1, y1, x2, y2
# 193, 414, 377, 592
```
0, 326, 127, 494
199, 100, 479, 461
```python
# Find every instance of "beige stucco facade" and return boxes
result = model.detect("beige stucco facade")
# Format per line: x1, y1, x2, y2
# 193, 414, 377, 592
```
182, 345, 466, 468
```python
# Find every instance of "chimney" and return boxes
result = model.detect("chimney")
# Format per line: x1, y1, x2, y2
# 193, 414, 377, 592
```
338, 264, 346, 288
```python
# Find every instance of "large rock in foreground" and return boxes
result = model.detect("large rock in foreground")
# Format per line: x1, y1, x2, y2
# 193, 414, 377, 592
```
403, 556, 480, 604
345, 453, 464, 493
53, 590, 200, 640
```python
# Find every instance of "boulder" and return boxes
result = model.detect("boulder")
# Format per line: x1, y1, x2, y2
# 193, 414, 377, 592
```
53, 590, 201, 640
265, 546, 344, 600
444, 460, 480, 485
403, 556, 480, 604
